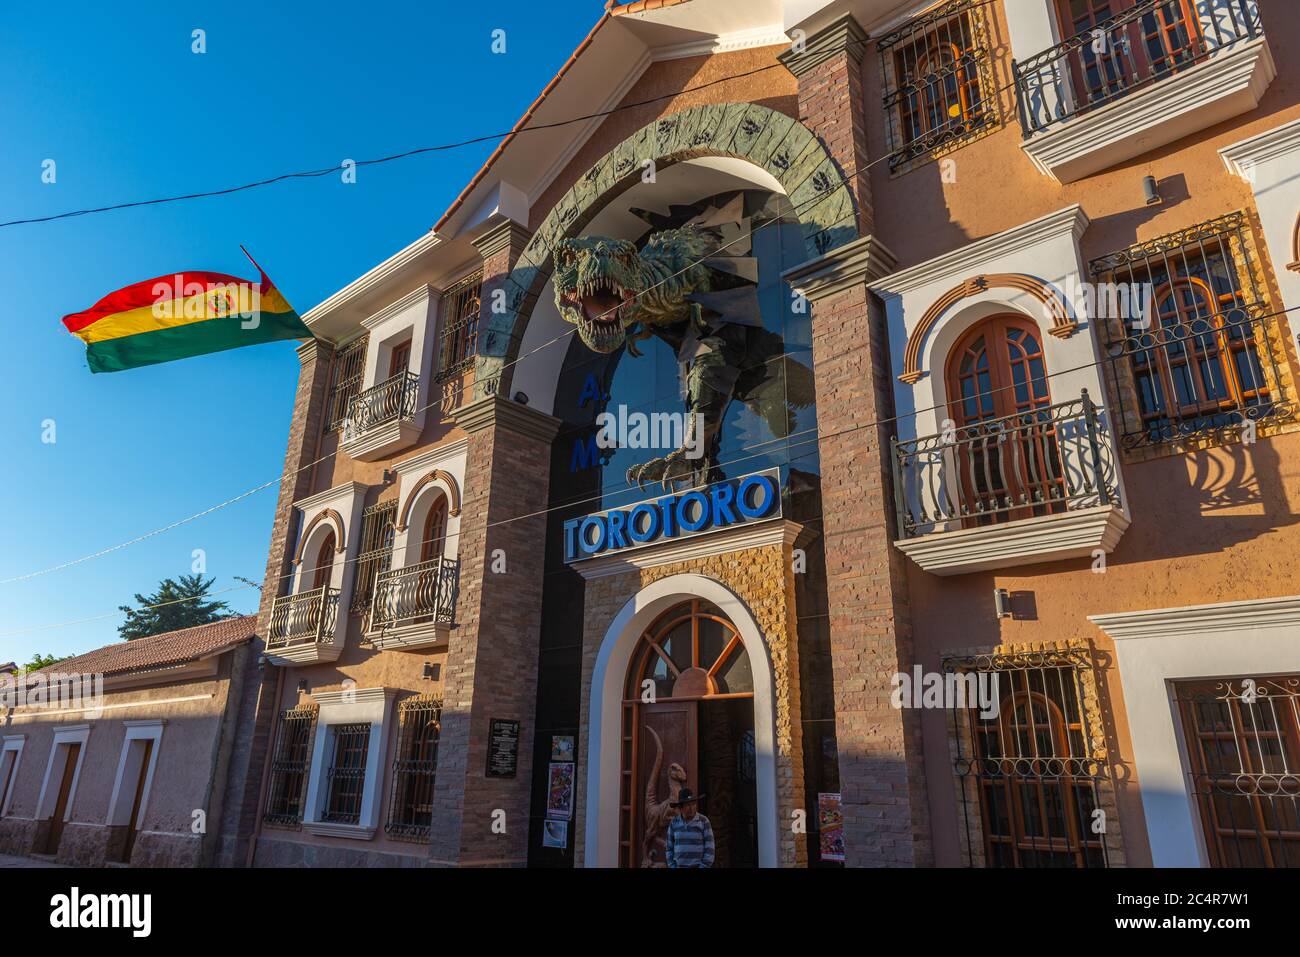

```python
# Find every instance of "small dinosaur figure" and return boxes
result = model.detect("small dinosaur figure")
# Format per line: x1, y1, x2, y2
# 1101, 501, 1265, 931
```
640, 726, 688, 868
553, 190, 815, 490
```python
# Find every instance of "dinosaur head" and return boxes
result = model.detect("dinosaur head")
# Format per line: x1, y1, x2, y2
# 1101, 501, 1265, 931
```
667, 762, 687, 783
553, 236, 645, 353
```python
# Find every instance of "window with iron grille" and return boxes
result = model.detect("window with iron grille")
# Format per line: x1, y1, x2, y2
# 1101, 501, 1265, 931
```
1091, 212, 1293, 452
263, 707, 317, 828
321, 723, 371, 825
350, 500, 397, 613
326, 335, 369, 431
877, 0, 993, 172
385, 696, 442, 842
946, 648, 1114, 867
1175, 675, 1300, 868
436, 271, 482, 384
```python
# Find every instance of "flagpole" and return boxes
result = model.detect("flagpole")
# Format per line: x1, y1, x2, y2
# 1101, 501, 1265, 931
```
239, 244, 267, 278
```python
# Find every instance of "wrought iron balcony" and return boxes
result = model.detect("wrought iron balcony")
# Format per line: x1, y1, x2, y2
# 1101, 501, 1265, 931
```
1013, 0, 1264, 138
891, 393, 1127, 574
266, 586, 340, 652
369, 557, 458, 640
343, 371, 420, 438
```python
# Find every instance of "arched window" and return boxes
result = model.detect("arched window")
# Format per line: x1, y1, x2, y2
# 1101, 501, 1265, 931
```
945, 315, 1063, 524
311, 530, 336, 591
1130, 277, 1268, 432
624, 599, 752, 701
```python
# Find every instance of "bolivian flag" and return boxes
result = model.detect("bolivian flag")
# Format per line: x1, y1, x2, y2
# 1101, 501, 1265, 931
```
62, 263, 312, 373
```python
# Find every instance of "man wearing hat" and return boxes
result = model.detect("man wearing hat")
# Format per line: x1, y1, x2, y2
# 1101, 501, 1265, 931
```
665, 787, 715, 869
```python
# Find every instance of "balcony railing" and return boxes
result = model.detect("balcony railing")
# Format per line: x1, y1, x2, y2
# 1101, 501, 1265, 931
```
1013, 0, 1264, 137
892, 392, 1119, 539
267, 586, 340, 650
369, 557, 458, 634
343, 371, 419, 439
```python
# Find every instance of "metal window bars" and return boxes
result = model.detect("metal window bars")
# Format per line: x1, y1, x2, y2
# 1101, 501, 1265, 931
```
266, 586, 340, 650
1013, 0, 1264, 137
877, 0, 992, 171
892, 391, 1119, 538
322, 723, 372, 825
385, 696, 443, 842
1090, 211, 1293, 451
436, 271, 483, 384
341, 371, 420, 440
369, 557, 459, 635
351, 501, 398, 613
945, 648, 1112, 868
1175, 675, 1300, 868
326, 334, 368, 431
263, 707, 318, 827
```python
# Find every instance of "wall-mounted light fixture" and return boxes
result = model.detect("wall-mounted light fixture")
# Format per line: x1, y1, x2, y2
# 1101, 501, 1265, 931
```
297, 678, 309, 695
422, 662, 440, 681
381, 468, 396, 484
994, 588, 1012, 620
513, 391, 530, 406
1142, 175, 1162, 206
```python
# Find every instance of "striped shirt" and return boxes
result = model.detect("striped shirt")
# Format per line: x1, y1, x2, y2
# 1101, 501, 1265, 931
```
666, 813, 715, 868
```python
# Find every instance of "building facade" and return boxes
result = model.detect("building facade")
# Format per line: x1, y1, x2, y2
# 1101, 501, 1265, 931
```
0, 617, 256, 866
218, 0, 1300, 868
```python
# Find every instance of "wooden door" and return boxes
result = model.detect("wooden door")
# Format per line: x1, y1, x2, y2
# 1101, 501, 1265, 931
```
119, 739, 154, 864
634, 700, 698, 868
44, 742, 80, 854
388, 339, 412, 379
946, 316, 1060, 524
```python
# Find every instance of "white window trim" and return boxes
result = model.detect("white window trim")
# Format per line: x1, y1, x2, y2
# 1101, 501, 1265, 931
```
1, 734, 25, 816
35, 724, 91, 823
1090, 595, 1300, 867
105, 720, 164, 829
301, 687, 397, 839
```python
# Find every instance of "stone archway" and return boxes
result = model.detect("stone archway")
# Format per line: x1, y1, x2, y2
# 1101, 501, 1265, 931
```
475, 102, 860, 398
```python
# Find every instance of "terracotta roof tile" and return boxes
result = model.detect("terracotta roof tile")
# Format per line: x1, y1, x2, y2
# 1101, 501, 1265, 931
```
607, 0, 693, 15
30, 616, 256, 680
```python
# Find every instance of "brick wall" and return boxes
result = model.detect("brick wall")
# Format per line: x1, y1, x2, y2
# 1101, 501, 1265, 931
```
214, 339, 333, 866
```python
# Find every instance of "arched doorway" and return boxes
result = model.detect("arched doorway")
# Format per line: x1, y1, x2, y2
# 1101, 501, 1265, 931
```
944, 314, 1063, 525
620, 598, 757, 868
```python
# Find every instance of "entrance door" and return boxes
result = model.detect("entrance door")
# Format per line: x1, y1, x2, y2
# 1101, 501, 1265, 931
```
117, 738, 154, 864
43, 742, 80, 855
635, 701, 698, 868
620, 598, 757, 868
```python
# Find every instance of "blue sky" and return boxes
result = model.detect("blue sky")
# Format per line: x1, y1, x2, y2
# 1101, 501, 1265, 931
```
0, 0, 599, 664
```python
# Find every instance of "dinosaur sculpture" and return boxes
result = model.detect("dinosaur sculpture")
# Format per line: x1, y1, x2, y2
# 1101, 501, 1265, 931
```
640, 726, 688, 868
553, 190, 815, 490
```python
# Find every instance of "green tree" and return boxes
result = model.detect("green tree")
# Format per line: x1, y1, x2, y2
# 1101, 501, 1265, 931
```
118, 574, 233, 641
22, 652, 72, 672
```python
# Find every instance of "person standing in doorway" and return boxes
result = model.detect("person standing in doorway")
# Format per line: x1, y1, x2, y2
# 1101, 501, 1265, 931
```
665, 788, 715, 868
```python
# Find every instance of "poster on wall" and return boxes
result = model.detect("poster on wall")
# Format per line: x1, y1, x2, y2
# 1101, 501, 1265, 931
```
551, 735, 575, 762
542, 820, 568, 849
546, 761, 575, 820
818, 792, 845, 863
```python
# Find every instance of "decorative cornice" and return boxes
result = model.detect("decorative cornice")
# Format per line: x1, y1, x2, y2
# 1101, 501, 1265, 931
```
1089, 594, 1300, 641
294, 480, 368, 514
874, 205, 1089, 296
571, 518, 806, 580
396, 469, 462, 531
361, 285, 434, 330
1220, 116, 1300, 176
296, 338, 334, 365
453, 395, 562, 443
782, 234, 898, 302
777, 14, 867, 77
898, 272, 1077, 384
471, 219, 534, 261
650, 24, 790, 62
393, 437, 470, 476
302, 230, 443, 328
311, 686, 397, 706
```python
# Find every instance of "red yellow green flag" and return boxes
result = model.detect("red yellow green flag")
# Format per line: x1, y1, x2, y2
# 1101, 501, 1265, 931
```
62, 260, 312, 373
